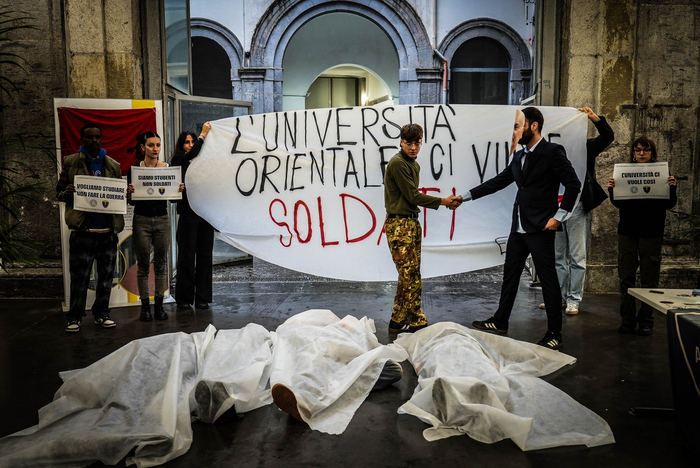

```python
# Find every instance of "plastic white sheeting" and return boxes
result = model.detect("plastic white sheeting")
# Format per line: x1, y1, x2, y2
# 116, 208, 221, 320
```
0, 311, 407, 466
190, 325, 273, 423
394, 323, 615, 450
0, 324, 273, 468
270, 309, 409, 434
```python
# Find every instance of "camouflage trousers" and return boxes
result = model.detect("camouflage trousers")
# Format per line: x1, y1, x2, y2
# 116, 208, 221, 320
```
385, 217, 427, 327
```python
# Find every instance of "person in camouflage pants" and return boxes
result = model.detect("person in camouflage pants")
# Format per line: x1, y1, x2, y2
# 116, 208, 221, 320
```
383, 124, 462, 333
386, 217, 425, 327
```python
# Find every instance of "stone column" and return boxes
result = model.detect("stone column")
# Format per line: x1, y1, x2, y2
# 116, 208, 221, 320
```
557, 0, 700, 291
64, 0, 144, 99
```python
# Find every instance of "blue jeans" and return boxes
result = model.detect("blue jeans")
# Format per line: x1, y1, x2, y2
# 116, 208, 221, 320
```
554, 202, 591, 305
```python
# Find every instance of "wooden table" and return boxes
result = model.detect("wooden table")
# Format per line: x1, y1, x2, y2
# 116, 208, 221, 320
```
628, 288, 700, 314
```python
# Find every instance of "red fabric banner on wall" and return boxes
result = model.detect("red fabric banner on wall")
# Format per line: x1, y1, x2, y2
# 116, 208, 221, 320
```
57, 107, 157, 175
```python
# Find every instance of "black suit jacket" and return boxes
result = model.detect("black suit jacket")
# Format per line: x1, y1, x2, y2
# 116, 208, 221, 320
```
470, 138, 581, 233
580, 116, 615, 213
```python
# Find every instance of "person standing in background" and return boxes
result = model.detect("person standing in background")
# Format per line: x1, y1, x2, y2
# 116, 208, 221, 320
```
57, 123, 124, 333
171, 122, 214, 310
608, 136, 677, 336
127, 132, 184, 322
540, 107, 615, 315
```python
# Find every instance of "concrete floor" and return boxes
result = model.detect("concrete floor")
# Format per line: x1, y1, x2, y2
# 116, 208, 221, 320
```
0, 259, 695, 467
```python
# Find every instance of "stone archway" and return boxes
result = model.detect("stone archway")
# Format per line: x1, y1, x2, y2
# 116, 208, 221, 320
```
245, 0, 441, 113
190, 18, 245, 100
439, 18, 533, 105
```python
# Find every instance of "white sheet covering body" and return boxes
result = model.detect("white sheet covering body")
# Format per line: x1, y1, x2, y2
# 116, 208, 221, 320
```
270, 309, 409, 434
0, 324, 274, 468
190, 325, 273, 423
395, 323, 615, 450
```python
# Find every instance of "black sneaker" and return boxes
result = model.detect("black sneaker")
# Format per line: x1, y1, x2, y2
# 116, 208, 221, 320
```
537, 331, 563, 350
388, 320, 428, 333
176, 301, 192, 310
472, 317, 508, 335
66, 320, 81, 333
94, 315, 116, 328
637, 324, 653, 336
195, 303, 210, 310
618, 325, 636, 334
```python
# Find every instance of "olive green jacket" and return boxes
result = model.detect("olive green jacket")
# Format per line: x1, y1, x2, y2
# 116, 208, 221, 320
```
384, 150, 442, 215
56, 151, 125, 233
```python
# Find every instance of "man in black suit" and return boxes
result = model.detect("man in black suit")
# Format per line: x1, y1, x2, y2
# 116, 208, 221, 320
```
462, 107, 581, 350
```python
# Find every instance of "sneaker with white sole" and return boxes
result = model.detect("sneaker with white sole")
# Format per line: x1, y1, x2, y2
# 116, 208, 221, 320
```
565, 303, 579, 315
472, 317, 508, 335
537, 331, 563, 350
539, 302, 567, 310
65, 320, 81, 333
388, 320, 428, 333
94, 315, 116, 328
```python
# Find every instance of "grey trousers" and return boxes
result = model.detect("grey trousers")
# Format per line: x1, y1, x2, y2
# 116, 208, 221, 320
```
132, 214, 171, 300
372, 360, 403, 391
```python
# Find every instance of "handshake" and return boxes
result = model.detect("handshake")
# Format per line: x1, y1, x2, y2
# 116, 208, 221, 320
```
442, 194, 464, 210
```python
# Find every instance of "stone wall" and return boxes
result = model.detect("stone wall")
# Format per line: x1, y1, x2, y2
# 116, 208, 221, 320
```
557, 0, 700, 291
0, 0, 152, 263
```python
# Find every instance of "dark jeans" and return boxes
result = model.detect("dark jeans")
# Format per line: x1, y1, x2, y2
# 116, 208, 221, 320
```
175, 214, 215, 304
618, 235, 662, 328
67, 231, 118, 321
132, 214, 171, 300
371, 360, 403, 391
494, 230, 562, 333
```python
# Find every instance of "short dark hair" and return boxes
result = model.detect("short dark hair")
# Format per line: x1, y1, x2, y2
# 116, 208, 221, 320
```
80, 122, 102, 138
400, 123, 423, 142
631, 136, 658, 162
522, 107, 544, 132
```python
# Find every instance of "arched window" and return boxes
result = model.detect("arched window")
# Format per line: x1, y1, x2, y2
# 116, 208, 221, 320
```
192, 36, 232, 99
450, 37, 510, 105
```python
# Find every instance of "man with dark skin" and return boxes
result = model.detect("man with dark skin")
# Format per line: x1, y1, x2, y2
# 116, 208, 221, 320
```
57, 123, 125, 333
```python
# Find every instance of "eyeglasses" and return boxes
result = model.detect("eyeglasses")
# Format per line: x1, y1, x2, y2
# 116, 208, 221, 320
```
633, 148, 651, 154
402, 141, 422, 148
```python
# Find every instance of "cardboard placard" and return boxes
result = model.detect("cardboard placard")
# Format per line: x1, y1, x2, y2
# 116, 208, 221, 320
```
130, 166, 182, 200
612, 162, 670, 200
73, 175, 128, 214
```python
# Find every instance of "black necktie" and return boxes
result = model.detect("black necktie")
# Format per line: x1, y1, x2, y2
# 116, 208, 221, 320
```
522, 151, 529, 175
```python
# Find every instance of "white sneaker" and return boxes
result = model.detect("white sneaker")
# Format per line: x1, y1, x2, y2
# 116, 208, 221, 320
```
565, 303, 579, 315
539, 302, 566, 310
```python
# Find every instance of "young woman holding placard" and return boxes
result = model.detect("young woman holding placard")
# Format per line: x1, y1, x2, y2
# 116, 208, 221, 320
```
127, 132, 184, 321
607, 136, 677, 336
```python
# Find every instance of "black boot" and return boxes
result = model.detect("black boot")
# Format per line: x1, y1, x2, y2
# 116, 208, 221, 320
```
140, 298, 152, 322
154, 296, 168, 320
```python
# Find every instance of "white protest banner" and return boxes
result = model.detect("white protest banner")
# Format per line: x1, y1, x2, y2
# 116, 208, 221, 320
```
73, 175, 128, 214
185, 105, 588, 281
612, 162, 669, 200
130, 166, 182, 200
